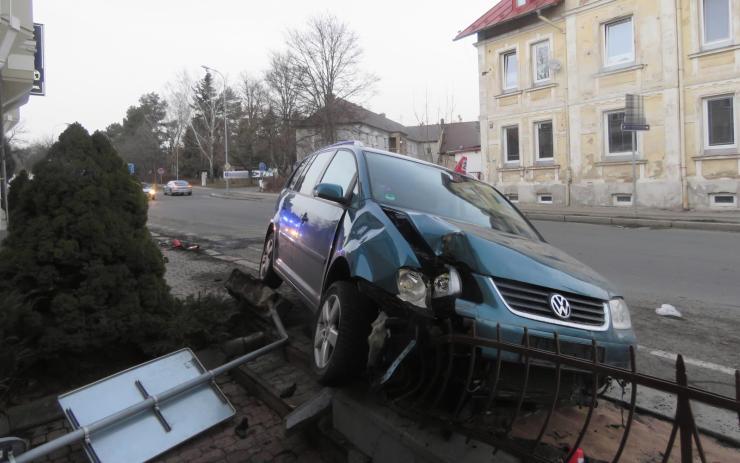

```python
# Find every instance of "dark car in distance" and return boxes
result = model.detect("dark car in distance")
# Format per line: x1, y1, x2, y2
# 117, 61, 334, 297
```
258, 141, 636, 386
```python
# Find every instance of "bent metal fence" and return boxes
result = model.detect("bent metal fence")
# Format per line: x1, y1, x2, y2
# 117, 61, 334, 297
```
379, 322, 740, 463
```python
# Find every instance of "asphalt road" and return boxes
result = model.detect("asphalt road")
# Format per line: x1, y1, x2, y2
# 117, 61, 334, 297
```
147, 188, 740, 436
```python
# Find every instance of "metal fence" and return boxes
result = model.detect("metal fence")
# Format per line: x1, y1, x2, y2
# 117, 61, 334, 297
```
379, 322, 740, 463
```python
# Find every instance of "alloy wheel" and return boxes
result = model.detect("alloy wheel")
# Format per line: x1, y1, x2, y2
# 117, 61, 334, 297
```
314, 294, 340, 369
259, 236, 273, 279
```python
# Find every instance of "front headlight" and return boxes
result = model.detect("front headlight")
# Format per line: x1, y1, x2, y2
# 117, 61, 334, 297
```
398, 269, 428, 308
609, 298, 632, 330
432, 267, 462, 299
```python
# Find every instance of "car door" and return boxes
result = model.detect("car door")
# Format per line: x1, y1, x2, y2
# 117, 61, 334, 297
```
276, 150, 336, 300
273, 156, 311, 274
290, 149, 358, 307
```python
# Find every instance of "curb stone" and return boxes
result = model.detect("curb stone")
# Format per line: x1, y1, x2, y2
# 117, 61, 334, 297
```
523, 212, 740, 232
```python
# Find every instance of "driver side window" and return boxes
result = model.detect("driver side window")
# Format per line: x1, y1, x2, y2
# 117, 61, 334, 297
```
319, 150, 357, 196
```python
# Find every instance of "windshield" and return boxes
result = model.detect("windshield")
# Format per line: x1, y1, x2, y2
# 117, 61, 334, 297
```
364, 152, 539, 240
174, 181, 189, 186
141, 183, 150, 188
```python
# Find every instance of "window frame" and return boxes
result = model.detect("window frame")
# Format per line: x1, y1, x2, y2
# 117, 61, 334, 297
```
501, 50, 519, 91
295, 149, 336, 196
703, 94, 737, 151
604, 109, 636, 157
700, 0, 733, 49
317, 148, 359, 201
502, 124, 521, 165
534, 119, 555, 161
603, 16, 635, 69
531, 40, 551, 85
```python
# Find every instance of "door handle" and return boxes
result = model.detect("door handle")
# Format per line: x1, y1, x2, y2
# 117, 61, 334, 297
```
301, 213, 309, 223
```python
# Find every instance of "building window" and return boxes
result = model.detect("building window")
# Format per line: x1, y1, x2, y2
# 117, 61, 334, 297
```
535, 120, 554, 160
613, 194, 633, 206
710, 193, 737, 207
704, 95, 735, 148
502, 51, 518, 91
516, 0, 527, 6
604, 17, 634, 67
605, 110, 635, 155
702, 0, 732, 47
506, 193, 519, 203
502, 125, 520, 163
538, 194, 553, 204
532, 41, 551, 84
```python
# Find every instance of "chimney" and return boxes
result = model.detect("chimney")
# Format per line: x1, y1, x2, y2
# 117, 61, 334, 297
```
379, 113, 386, 118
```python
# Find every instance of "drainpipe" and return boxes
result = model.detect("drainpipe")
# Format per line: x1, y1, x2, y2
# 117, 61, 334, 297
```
536, 9, 571, 206
675, 0, 689, 210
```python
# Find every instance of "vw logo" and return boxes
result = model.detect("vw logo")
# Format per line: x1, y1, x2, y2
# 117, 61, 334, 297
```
549, 294, 571, 319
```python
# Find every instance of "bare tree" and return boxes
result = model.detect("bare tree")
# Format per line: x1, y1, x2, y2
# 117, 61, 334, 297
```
164, 70, 193, 179
236, 72, 267, 168
286, 14, 378, 144
265, 52, 302, 171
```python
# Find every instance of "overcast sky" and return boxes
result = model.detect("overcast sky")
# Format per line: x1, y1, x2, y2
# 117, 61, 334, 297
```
20, 0, 496, 143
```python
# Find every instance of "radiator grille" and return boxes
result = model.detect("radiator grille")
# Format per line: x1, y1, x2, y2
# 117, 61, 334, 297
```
492, 277, 607, 328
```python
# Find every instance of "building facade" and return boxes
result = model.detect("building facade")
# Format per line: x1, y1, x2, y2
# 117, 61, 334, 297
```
458, 0, 740, 209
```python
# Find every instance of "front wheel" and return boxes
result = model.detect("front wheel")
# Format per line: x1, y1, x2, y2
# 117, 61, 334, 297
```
313, 281, 375, 386
258, 233, 282, 289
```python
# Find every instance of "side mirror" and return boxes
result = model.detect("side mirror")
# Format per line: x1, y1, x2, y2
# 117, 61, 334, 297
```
315, 183, 345, 203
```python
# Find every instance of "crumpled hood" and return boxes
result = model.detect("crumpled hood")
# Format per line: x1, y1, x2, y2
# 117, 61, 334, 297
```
401, 210, 618, 301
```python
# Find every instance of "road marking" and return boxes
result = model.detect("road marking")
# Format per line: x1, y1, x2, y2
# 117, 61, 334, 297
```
638, 345, 736, 375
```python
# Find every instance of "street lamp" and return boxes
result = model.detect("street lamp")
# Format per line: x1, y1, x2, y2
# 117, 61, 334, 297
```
201, 65, 229, 192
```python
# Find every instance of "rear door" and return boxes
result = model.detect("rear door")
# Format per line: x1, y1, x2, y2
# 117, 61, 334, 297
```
289, 149, 358, 306
276, 150, 335, 301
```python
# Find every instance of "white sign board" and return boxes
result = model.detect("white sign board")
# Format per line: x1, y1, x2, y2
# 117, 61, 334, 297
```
223, 170, 252, 179
58, 349, 234, 463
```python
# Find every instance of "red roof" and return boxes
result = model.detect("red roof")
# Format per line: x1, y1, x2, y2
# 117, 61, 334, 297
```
455, 0, 561, 41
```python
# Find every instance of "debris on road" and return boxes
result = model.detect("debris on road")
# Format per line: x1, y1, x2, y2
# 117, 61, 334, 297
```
158, 238, 200, 251
655, 303, 683, 318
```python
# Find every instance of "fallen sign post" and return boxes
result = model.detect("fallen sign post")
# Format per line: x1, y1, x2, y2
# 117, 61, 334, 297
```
4, 308, 289, 463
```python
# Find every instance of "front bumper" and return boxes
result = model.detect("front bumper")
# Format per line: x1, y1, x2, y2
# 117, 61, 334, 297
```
454, 274, 636, 369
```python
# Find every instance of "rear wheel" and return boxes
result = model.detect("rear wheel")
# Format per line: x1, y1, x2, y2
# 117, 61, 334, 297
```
313, 281, 375, 386
258, 232, 282, 289
188, 191, 192, 196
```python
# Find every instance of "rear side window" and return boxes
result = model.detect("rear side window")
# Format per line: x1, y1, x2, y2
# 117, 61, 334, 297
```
287, 158, 310, 190
319, 150, 357, 196
297, 150, 334, 195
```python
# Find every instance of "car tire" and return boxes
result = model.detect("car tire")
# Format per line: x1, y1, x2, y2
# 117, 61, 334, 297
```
312, 281, 375, 386
258, 233, 282, 289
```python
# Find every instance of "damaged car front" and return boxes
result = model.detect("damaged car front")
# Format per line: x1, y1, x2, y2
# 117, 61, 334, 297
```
260, 145, 636, 396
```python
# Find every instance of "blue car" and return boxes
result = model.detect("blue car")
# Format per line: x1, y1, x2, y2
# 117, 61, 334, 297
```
259, 141, 636, 385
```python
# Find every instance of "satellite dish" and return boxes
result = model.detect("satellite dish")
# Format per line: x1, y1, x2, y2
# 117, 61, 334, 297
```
549, 59, 562, 73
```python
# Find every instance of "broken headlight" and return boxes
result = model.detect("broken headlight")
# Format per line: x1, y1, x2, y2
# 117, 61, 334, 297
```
609, 298, 632, 330
397, 267, 462, 309
432, 267, 462, 299
397, 268, 428, 308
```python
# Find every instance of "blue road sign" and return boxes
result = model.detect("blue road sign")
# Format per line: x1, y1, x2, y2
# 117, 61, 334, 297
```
128, 163, 135, 175
259, 162, 267, 172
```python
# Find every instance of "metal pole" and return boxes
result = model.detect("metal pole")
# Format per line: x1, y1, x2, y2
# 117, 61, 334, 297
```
13, 309, 288, 463
223, 77, 229, 193
631, 130, 637, 210
0, 73, 9, 229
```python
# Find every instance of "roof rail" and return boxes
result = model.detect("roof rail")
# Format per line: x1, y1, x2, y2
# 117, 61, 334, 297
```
328, 140, 364, 148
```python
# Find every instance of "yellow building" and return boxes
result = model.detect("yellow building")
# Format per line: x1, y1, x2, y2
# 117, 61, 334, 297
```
457, 0, 740, 209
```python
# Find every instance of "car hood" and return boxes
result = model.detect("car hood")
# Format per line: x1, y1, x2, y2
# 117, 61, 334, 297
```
399, 210, 618, 301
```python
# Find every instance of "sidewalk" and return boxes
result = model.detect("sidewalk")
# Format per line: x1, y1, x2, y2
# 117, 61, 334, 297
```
519, 204, 740, 232
208, 187, 278, 201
